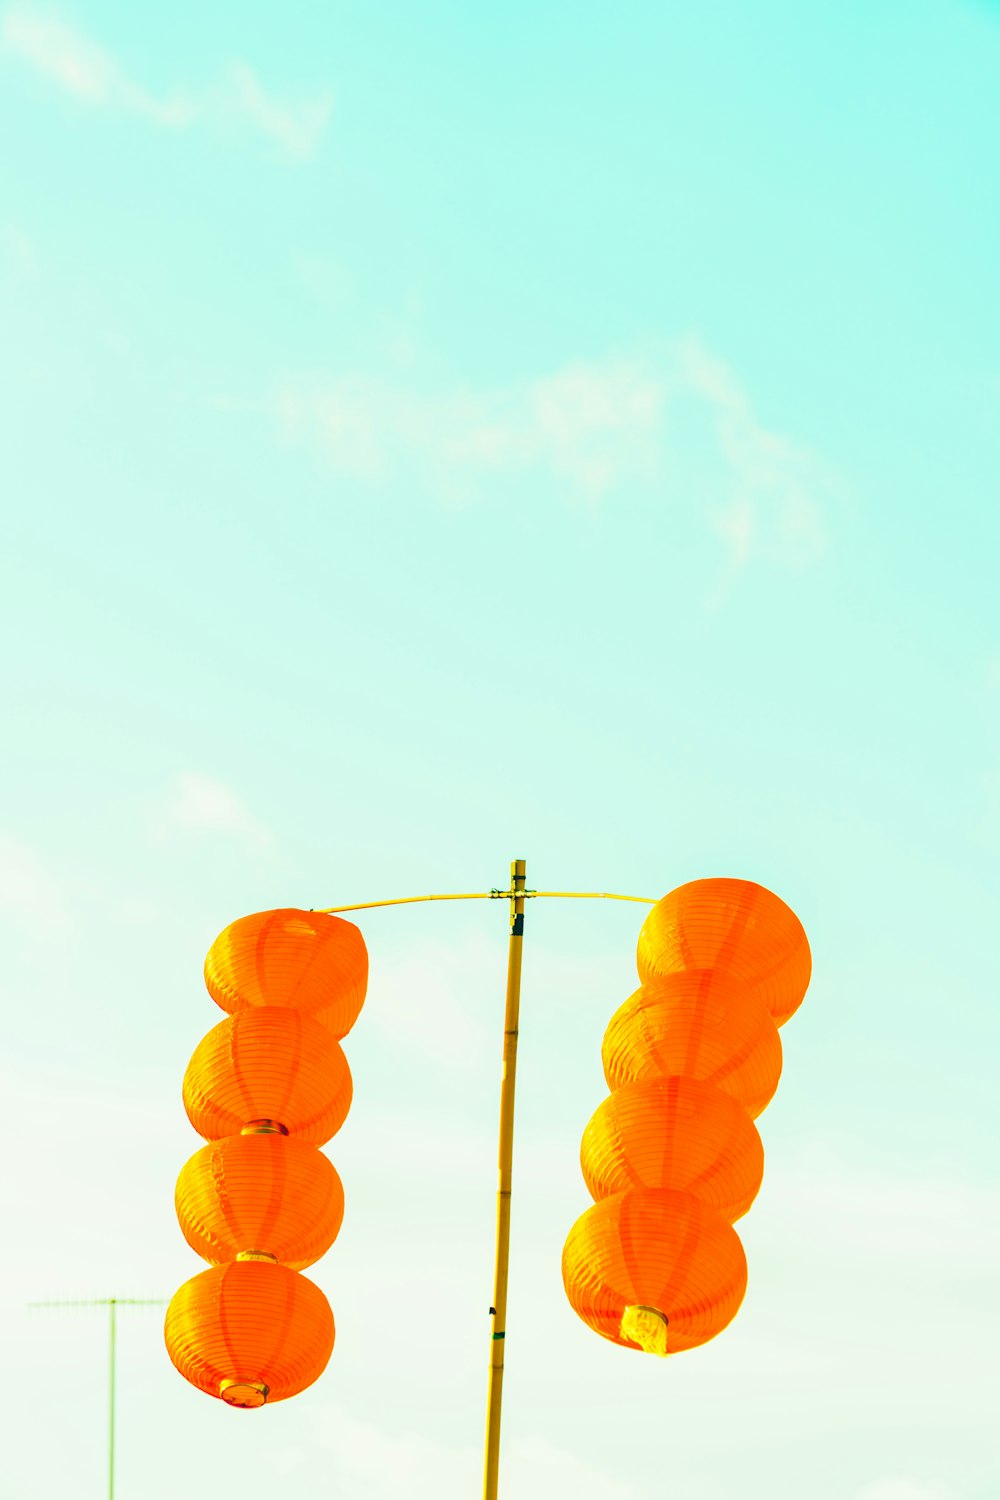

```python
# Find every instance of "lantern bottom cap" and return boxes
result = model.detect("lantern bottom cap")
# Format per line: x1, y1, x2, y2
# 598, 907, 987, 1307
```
620, 1304, 669, 1357
220, 1379, 269, 1408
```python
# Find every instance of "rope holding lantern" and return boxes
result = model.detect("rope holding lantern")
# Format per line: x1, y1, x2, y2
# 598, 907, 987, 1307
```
166, 908, 367, 1407
563, 877, 811, 1357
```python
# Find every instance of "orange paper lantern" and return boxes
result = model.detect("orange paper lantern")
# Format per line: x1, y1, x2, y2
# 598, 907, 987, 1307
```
637, 878, 811, 1026
165, 1260, 334, 1407
175, 1133, 345, 1270
580, 1076, 763, 1222
205, 908, 368, 1039
602, 970, 782, 1119
562, 1188, 747, 1355
183, 1007, 352, 1145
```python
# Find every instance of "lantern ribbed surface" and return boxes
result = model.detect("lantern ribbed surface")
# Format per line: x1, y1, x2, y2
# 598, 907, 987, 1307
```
636, 878, 811, 1027
175, 1133, 345, 1270
602, 970, 782, 1120
183, 1006, 352, 1145
580, 1076, 763, 1222
169, 909, 365, 1406
165, 1261, 334, 1405
562, 1189, 747, 1353
205, 908, 368, 1040
564, 877, 809, 1357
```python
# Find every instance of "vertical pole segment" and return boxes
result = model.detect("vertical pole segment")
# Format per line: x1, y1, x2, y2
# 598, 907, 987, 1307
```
483, 858, 527, 1500
109, 1299, 116, 1500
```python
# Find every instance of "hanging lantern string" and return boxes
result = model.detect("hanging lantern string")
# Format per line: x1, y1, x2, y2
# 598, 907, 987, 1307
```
316, 889, 657, 915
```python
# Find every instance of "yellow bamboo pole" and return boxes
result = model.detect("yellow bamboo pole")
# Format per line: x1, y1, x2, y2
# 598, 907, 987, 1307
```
313, 872, 659, 1496
483, 858, 526, 1500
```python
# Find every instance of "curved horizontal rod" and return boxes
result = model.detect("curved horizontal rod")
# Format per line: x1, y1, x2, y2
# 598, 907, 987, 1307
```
317, 890, 657, 915
317, 892, 494, 914
533, 891, 657, 905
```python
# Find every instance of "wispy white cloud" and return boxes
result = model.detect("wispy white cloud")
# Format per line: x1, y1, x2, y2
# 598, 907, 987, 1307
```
852, 1480, 962, 1500
1, 3, 330, 157
302, 1407, 642, 1500
530, 358, 664, 496
506, 1436, 644, 1500
275, 340, 831, 571
981, 760, 1000, 846
673, 335, 828, 574
276, 356, 664, 501
2, 3, 118, 101
0, 222, 38, 281
366, 932, 496, 1071
764, 1151, 1000, 1268
220, 60, 329, 160
0, 833, 71, 932
0, 834, 50, 914
309, 1406, 478, 1497
159, 772, 271, 851
294, 253, 353, 313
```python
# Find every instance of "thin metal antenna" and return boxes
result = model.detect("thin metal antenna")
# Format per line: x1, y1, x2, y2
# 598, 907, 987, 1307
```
29, 1297, 166, 1500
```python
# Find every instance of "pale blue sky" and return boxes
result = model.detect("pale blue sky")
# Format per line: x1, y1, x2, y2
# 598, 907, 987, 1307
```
1, 3, 997, 1498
